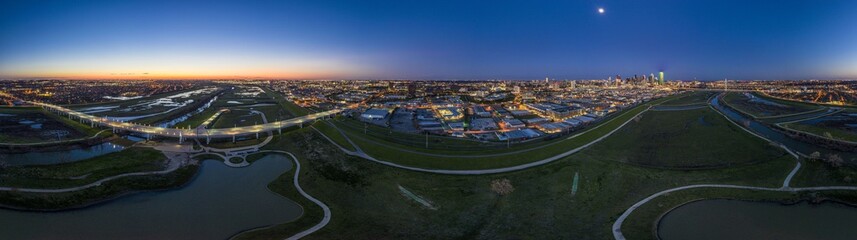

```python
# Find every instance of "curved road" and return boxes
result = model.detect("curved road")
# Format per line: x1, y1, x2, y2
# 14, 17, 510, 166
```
611, 93, 857, 239
0, 151, 186, 193
313, 106, 653, 175
328, 104, 652, 159
32, 100, 340, 139
254, 150, 331, 240
611, 183, 857, 240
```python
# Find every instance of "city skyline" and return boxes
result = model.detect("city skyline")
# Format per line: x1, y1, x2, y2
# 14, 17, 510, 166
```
2, 0, 857, 81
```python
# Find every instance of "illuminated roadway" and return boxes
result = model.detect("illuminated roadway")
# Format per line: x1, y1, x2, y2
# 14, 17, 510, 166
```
30, 101, 342, 140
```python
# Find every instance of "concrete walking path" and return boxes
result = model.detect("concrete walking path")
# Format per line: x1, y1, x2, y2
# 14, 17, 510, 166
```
254, 150, 331, 240
611, 93, 856, 239
611, 182, 857, 240
327, 103, 651, 159
313, 106, 654, 175
0, 151, 187, 193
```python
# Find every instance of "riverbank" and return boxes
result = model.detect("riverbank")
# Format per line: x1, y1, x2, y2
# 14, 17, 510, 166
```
622, 188, 857, 240
0, 148, 200, 211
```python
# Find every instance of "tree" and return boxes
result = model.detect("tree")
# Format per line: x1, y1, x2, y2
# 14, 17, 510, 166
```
825, 154, 844, 168
809, 151, 821, 160
0, 159, 8, 171
490, 178, 515, 196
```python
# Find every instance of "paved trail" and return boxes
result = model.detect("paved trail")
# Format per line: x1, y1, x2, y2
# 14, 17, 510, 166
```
611, 93, 857, 239
327, 104, 651, 159
0, 152, 186, 193
254, 150, 331, 240
314, 106, 653, 175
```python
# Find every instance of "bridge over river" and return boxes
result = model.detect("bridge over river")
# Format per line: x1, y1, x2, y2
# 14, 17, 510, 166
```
31, 101, 341, 142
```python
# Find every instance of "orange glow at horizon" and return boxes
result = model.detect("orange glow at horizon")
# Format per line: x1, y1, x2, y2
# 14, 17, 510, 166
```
0, 49, 377, 80
1, 70, 358, 80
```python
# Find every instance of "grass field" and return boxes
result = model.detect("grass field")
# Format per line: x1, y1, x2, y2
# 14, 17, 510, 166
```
0, 107, 105, 144
262, 86, 310, 117
661, 91, 715, 106
620, 159, 857, 239
620, 187, 857, 239
783, 116, 857, 142
173, 107, 222, 128
0, 164, 198, 210
172, 86, 302, 128
69, 87, 220, 120
334, 117, 511, 151
323, 97, 674, 170
0, 147, 166, 189
205, 134, 270, 149
211, 109, 265, 128
235, 124, 797, 239
595, 107, 786, 169
313, 122, 356, 152
722, 92, 821, 118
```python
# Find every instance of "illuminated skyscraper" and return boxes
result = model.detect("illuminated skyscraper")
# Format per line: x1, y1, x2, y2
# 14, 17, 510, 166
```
658, 71, 665, 85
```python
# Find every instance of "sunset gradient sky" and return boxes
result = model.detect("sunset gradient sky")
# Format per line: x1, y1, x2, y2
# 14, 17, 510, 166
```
1, 0, 856, 80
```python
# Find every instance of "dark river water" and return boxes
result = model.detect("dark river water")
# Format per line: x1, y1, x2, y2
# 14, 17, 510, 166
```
0, 155, 302, 240
658, 199, 857, 240
710, 96, 856, 160
0, 141, 123, 166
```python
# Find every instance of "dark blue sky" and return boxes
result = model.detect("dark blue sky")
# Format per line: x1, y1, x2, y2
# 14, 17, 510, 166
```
1, 0, 855, 80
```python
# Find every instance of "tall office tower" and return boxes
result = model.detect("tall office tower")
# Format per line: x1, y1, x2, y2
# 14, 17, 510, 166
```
658, 71, 665, 85
570, 80, 576, 89
650, 73, 655, 83
545, 77, 549, 83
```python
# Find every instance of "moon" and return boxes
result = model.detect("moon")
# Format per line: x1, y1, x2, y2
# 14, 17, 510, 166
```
598, 8, 605, 14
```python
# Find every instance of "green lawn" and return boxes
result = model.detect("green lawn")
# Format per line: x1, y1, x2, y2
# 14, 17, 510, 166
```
320, 97, 673, 170
173, 107, 223, 129
313, 121, 356, 152
620, 159, 857, 239
334, 118, 509, 151
205, 135, 269, 149
661, 91, 715, 106
619, 187, 857, 239
235, 125, 797, 239
783, 122, 857, 143
595, 107, 786, 169
722, 92, 821, 118
211, 109, 265, 128
0, 164, 198, 210
263, 87, 310, 117
235, 105, 290, 123
0, 147, 166, 189
65, 88, 220, 127
0, 107, 106, 144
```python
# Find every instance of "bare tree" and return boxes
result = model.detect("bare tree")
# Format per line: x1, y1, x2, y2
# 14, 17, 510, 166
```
809, 151, 821, 160
0, 157, 9, 171
490, 178, 515, 196
826, 154, 844, 168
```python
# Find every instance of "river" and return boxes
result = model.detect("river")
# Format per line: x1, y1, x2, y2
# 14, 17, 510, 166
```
658, 199, 857, 240
0, 136, 147, 166
0, 155, 302, 240
710, 96, 856, 160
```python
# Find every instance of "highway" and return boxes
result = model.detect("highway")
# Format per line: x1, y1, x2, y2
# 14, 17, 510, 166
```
30, 101, 342, 140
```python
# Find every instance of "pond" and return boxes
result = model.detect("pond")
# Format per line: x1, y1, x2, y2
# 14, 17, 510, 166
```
658, 199, 857, 240
0, 154, 302, 240
710, 96, 857, 160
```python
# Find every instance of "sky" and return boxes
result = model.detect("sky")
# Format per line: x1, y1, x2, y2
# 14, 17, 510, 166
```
1, 0, 856, 80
